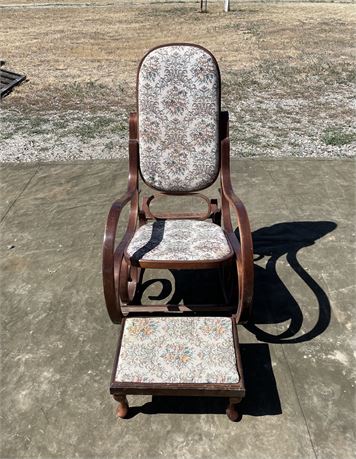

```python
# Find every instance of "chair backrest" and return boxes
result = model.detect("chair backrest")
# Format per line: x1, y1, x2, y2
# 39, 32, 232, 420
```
137, 43, 221, 193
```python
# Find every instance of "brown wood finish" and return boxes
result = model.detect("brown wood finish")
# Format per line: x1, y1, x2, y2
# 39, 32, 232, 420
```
102, 44, 254, 421
102, 112, 140, 323
220, 127, 254, 322
102, 191, 133, 323
142, 192, 213, 221
226, 397, 243, 421
127, 251, 234, 270
113, 394, 129, 418
121, 304, 234, 314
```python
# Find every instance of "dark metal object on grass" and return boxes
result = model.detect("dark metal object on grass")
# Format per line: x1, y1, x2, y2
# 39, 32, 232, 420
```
1, 62, 26, 98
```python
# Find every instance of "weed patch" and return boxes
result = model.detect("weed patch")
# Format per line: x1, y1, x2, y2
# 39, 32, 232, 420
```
322, 129, 356, 146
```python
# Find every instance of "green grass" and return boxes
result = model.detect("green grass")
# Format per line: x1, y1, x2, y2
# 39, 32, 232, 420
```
321, 129, 356, 146
0, 113, 126, 142
0, 115, 51, 139
70, 115, 123, 141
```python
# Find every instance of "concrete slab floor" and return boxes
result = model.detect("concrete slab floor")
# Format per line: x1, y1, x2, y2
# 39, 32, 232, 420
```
0, 159, 355, 459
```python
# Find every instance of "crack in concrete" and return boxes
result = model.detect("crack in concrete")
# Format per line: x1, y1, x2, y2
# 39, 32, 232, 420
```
39, 406, 50, 424
280, 341, 319, 459
0, 165, 40, 225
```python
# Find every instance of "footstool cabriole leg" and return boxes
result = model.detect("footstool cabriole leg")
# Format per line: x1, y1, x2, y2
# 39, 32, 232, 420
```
226, 397, 242, 422
113, 394, 129, 418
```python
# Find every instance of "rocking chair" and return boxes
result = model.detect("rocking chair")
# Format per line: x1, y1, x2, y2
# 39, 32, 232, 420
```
102, 43, 254, 421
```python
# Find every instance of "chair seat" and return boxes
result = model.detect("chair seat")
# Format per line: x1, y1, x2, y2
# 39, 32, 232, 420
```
115, 317, 240, 384
126, 219, 232, 263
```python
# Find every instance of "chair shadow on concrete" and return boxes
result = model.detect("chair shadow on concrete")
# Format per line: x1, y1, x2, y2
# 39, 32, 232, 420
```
131, 220, 335, 418
245, 220, 336, 344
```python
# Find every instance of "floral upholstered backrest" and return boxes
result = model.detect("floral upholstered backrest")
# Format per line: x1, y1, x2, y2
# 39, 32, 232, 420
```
137, 44, 221, 193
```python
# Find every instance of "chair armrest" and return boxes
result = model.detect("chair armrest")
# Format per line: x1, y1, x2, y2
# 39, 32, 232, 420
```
102, 191, 136, 323
102, 112, 140, 323
220, 137, 254, 322
103, 191, 134, 267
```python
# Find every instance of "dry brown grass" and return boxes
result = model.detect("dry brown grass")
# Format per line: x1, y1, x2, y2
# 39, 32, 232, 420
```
1, 2, 355, 159
1, 2, 354, 110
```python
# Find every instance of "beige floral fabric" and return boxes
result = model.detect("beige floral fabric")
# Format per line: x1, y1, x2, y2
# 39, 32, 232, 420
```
138, 44, 220, 192
115, 317, 240, 384
126, 219, 232, 262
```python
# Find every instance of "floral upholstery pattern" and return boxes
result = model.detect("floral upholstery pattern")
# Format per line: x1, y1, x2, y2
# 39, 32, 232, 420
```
126, 219, 232, 262
115, 317, 240, 384
138, 44, 220, 192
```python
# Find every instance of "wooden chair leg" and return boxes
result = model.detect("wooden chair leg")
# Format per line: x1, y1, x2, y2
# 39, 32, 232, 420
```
226, 397, 242, 422
113, 394, 129, 418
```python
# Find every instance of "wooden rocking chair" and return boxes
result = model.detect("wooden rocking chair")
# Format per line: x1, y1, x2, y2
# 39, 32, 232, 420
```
102, 44, 254, 421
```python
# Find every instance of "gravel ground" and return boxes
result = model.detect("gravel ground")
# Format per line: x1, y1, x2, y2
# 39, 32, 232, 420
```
1, 91, 354, 161
0, 111, 128, 162
1, 111, 354, 162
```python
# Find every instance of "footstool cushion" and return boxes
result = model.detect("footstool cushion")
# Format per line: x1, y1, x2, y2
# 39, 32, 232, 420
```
114, 316, 240, 384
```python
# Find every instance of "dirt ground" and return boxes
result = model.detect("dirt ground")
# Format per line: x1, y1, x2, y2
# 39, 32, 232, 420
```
1, 1, 355, 160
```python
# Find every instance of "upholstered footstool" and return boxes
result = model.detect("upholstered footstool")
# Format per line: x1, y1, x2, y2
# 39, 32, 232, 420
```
110, 316, 245, 421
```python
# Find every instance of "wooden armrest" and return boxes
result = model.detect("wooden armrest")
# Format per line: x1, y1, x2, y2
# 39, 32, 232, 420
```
220, 137, 254, 322
102, 191, 136, 323
103, 192, 134, 265
102, 112, 140, 323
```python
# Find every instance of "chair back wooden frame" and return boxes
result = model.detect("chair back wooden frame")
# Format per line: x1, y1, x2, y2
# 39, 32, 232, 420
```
102, 44, 254, 421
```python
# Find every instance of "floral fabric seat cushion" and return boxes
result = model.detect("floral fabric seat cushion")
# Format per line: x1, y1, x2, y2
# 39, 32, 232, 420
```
138, 44, 220, 192
126, 219, 232, 263
115, 317, 240, 384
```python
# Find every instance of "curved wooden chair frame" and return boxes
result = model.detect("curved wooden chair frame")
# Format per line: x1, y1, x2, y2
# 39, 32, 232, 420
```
102, 44, 254, 421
